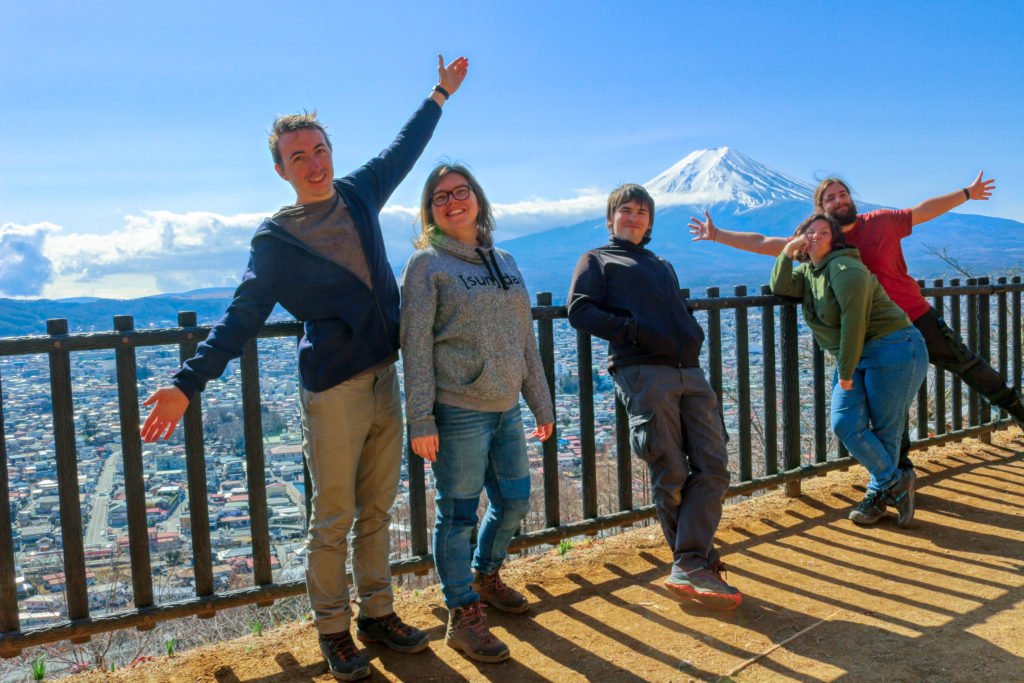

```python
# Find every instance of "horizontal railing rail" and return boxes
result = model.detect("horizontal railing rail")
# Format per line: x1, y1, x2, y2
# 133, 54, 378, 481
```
0, 276, 1020, 657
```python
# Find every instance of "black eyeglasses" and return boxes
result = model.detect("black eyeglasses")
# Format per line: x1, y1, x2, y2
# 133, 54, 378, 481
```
431, 185, 473, 207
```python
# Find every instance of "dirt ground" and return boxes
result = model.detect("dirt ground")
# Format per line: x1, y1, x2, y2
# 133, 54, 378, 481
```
68, 430, 1024, 682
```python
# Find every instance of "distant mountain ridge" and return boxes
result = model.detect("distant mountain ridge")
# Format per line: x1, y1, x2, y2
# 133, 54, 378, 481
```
3, 147, 1021, 335
498, 147, 1024, 299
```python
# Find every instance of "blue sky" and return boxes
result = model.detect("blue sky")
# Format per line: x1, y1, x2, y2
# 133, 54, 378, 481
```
2, 0, 1022, 298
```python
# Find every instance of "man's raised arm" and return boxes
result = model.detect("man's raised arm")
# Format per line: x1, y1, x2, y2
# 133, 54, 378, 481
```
910, 171, 995, 227
688, 210, 787, 257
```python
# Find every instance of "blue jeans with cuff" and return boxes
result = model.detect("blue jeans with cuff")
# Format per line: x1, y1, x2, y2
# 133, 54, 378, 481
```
831, 328, 928, 494
431, 403, 531, 609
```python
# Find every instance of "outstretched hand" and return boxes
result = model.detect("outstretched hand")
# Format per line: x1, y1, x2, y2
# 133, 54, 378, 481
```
437, 55, 469, 97
966, 171, 995, 200
688, 211, 717, 242
141, 386, 189, 442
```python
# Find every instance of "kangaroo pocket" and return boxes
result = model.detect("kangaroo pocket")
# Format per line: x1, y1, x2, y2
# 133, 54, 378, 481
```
443, 356, 524, 403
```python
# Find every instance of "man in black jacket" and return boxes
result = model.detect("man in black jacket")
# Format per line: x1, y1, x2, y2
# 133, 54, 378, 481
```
567, 184, 741, 609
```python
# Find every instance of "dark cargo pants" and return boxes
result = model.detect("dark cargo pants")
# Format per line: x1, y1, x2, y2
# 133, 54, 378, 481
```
613, 364, 730, 573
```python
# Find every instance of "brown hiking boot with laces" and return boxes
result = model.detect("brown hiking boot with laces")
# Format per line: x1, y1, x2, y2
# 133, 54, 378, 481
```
446, 599, 510, 662
472, 569, 529, 613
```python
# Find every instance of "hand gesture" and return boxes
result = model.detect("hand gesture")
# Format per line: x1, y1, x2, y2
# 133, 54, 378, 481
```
784, 235, 808, 260
533, 423, 554, 442
411, 434, 439, 462
437, 55, 469, 97
688, 210, 717, 242
966, 171, 995, 200
141, 386, 190, 442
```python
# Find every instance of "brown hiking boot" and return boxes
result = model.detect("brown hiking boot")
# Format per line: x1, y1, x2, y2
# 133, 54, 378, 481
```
473, 569, 529, 613
446, 599, 510, 662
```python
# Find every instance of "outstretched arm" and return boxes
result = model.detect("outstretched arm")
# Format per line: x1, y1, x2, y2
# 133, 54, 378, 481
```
429, 54, 469, 108
688, 211, 788, 256
910, 171, 995, 226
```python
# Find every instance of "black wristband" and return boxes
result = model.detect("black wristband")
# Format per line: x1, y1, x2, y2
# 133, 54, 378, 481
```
963, 187, 970, 201
432, 85, 450, 100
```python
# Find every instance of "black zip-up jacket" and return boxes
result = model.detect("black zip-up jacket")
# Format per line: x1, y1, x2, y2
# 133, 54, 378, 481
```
172, 98, 442, 399
567, 236, 705, 371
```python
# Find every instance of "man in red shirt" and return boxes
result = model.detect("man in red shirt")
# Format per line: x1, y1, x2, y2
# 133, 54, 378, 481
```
690, 173, 1024, 472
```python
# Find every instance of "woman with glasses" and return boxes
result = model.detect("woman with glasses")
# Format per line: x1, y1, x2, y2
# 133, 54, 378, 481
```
769, 213, 927, 528
399, 163, 554, 663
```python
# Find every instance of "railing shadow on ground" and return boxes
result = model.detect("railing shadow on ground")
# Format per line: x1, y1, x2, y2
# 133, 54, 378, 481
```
95, 439, 1023, 681
0, 277, 1021, 660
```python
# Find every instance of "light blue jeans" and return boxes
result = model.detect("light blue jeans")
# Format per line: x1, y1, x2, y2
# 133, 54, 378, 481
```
431, 403, 531, 608
831, 328, 928, 493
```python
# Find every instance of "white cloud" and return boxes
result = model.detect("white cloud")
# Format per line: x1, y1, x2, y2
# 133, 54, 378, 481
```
8, 189, 607, 299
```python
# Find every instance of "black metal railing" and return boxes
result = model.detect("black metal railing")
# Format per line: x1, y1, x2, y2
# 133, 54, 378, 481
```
0, 276, 1020, 656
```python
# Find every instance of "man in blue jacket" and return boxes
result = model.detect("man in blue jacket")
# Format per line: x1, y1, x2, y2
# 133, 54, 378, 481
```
142, 55, 468, 681
567, 184, 741, 610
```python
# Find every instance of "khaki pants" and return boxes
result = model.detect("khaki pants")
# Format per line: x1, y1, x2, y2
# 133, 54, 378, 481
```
299, 363, 403, 634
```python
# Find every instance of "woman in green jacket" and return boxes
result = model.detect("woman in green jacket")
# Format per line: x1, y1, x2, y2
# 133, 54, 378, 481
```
770, 214, 927, 527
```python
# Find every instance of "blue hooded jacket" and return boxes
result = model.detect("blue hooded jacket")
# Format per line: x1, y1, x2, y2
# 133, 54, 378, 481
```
173, 98, 442, 398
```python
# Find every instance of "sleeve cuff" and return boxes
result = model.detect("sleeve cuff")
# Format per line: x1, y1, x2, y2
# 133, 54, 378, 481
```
409, 417, 438, 440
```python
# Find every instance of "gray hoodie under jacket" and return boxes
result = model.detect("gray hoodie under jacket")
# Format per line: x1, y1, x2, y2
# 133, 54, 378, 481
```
400, 232, 554, 439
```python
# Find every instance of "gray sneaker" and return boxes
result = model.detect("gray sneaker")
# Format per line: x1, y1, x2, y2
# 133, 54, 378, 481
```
473, 569, 529, 613
885, 467, 916, 528
664, 560, 742, 609
446, 600, 510, 663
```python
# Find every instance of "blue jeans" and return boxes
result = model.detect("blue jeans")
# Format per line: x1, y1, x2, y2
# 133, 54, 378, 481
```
831, 328, 928, 493
431, 403, 531, 608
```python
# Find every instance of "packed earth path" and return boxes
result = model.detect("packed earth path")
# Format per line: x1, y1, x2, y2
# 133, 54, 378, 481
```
68, 430, 1024, 682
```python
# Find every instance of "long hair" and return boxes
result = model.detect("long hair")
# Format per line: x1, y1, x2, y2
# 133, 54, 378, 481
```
416, 163, 496, 249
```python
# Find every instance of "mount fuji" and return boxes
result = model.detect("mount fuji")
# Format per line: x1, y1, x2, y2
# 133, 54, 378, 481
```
497, 147, 1024, 300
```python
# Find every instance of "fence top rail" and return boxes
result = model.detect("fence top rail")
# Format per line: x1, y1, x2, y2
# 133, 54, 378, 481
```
1, 277, 1020, 356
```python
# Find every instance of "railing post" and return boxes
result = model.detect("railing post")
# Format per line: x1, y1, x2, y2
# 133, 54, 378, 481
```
615, 397, 632, 511
706, 287, 723, 406
406, 435, 429, 561
177, 312, 214, 609
1014, 276, 1022, 397
0, 367, 19, 644
997, 277, 1009, 421
536, 293, 559, 528
240, 338, 272, 594
760, 286, 778, 476
734, 286, 752, 481
576, 330, 597, 520
951, 280, 963, 431
46, 318, 90, 638
779, 304, 801, 497
979, 277, 992, 442
113, 315, 154, 622
812, 339, 827, 464
967, 278, 981, 429
932, 280, 946, 435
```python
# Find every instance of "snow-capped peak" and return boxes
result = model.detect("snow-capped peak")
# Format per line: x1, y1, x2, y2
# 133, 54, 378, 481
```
644, 147, 813, 210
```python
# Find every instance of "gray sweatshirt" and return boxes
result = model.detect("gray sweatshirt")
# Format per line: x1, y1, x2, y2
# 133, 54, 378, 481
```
400, 232, 554, 439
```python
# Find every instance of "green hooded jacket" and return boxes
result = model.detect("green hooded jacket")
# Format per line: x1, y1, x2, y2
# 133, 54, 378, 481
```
770, 247, 911, 380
